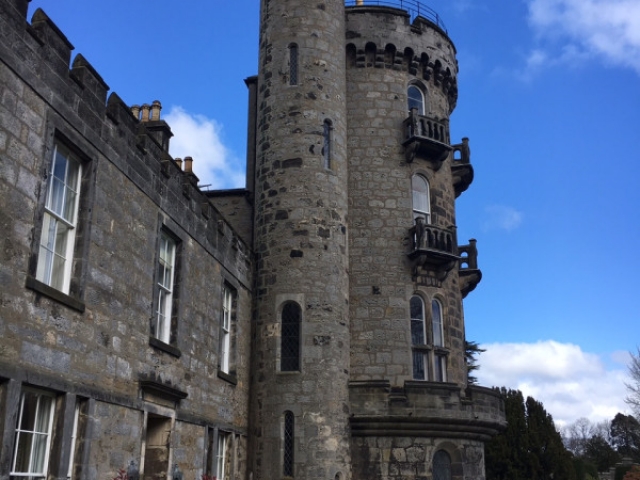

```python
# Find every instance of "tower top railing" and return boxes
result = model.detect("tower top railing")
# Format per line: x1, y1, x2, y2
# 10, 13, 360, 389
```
345, 0, 447, 33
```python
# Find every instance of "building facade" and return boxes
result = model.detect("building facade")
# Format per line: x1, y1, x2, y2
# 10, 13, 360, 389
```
0, 0, 505, 480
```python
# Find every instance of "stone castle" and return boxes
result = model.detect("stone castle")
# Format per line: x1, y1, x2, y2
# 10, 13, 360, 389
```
0, 0, 505, 479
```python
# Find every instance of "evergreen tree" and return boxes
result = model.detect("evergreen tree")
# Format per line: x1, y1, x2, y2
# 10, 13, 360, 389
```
465, 340, 485, 385
485, 388, 576, 480
583, 434, 620, 472
610, 413, 640, 462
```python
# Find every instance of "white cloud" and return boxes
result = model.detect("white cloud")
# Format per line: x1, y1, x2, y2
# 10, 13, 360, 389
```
525, 0, 640, 74
477, 340, 631, 426
482, 204, 523, 232
165, 106, 245, 190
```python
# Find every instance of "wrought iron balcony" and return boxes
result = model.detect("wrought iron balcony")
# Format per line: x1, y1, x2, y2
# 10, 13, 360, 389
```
451, 137, 474, 197
402, 109, 452, 168
408, 219, 458, 276
345, 0, 448, 32
458, 239, 481, 298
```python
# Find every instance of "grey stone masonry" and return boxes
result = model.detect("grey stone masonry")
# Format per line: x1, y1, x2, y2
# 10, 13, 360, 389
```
249, 0, 352, 479
0, 1, 251, 479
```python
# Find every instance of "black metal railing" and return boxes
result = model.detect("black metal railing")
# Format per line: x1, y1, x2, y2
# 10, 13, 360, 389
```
345, 0, 447, 32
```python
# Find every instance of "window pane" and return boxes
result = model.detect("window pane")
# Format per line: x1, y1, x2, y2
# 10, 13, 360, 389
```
281, 303, 301, 371
434, 355, 446, 382
283, 412, 294, 477
412, 351, 426, 380
412, 175, 430, 221
410, 296, 425, 345
432, 300, 443, 347
433, 450, 452, 480
408, 85, 424, 113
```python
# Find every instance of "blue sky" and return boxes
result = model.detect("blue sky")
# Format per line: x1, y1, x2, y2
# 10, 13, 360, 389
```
25, 0, 640, 426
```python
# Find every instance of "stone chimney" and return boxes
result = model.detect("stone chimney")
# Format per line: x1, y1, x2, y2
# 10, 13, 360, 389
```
131, 100, 173, 152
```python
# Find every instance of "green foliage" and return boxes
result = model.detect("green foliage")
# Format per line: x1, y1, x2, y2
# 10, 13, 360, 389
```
584, 434, 621, 472
616, 464, 634, 480
611, 413, 640, 462
465, 340, 485, 385
485, 388, 576, 480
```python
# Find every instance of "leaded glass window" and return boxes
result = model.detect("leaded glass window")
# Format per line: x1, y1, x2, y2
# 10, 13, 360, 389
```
283, 411, 294, 477
281, 302, 301, 372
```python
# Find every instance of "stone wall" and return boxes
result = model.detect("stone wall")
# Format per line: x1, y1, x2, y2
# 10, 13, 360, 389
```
0, 1, 251, 479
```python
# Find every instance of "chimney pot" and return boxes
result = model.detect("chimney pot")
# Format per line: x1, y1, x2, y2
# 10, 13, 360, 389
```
150, 100, 162, 121
184, 156, 193, 173
131, 105, 141, 120
141, 103, 151, 122
175, 158, 183, 170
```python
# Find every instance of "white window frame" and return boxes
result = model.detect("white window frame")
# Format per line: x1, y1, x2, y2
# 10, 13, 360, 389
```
407, 84, 425, 114
220, 286, 233, 373
410, 295, 428, 381
11, 389, 56, 480
412, 175, 431, 224
216, 432, 228, 480
36, 143, 81, 294
67, 403, 80, 480
155, 232, 176, 343
431, 299, 444, 347
431, 299, 447, 382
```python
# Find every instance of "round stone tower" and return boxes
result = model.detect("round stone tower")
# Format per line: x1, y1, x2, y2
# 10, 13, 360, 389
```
249, 0, 352, 479
343, 5, 506, 480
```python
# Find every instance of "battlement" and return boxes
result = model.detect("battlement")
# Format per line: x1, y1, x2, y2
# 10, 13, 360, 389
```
345, 5, 458, 110
0, 0, 250, 280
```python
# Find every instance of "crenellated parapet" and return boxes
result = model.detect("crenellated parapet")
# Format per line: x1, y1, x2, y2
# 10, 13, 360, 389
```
0, 1, 251, 284
346, 6, 458, 110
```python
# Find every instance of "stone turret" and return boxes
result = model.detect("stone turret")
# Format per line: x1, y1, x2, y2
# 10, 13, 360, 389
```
249, 0, 352, 479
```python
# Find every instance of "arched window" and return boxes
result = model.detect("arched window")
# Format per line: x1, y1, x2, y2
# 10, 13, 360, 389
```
412, 175, 430, 223
323, 119, 332, 169
289, 44, 298, 85
408, 85, 424, 113
433, 450, 452, 480
281, 302, 301, 371
410, 296, 427, 380
283, 411, 295, 477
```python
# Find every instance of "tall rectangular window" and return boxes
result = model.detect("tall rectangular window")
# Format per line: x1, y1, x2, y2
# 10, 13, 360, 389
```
11, 389, 56, 480
289, 44, 298, 85
216, 432, 228, 480
36, 143, 81, 293
220, 286, 234, 374
322, 120, 332, 170
283, 411, 294, 477
281, 302, 301, 372
155, 232, 176, 343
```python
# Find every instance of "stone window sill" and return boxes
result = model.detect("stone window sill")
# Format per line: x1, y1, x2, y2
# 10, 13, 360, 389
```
148, 336, 181, 358
26, 275, 85, 313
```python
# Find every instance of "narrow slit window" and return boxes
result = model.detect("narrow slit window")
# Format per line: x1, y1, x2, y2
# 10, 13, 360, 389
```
289, 44, 298, 85
323, 120, 332, 169
283, 411, 294, 477
281, 302, 301, 372
410, 296, 427, 381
